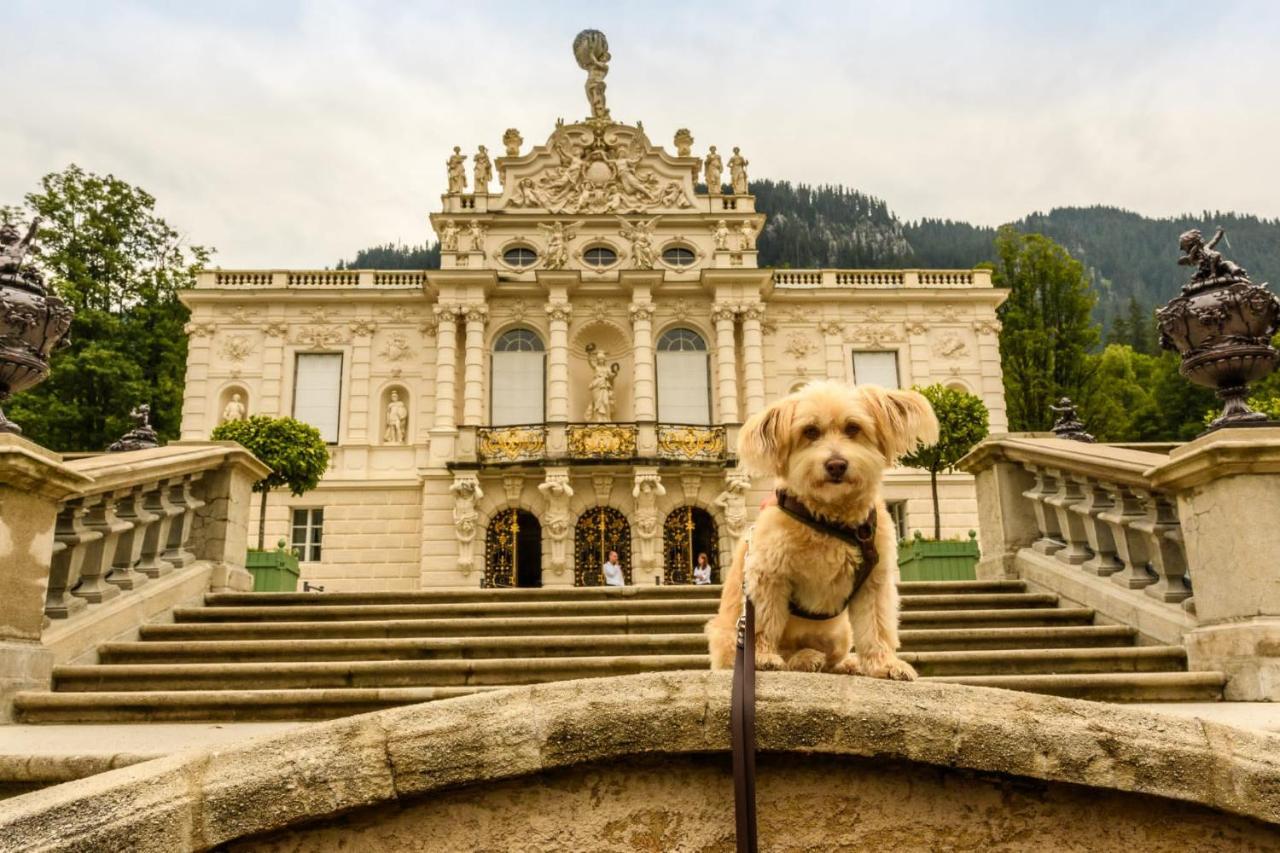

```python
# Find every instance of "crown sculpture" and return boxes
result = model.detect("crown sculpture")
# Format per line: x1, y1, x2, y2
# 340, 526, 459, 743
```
1156, 227, 1280, 431
0, 219, 74, 435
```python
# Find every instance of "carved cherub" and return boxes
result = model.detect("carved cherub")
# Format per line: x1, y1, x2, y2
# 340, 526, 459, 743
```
659, 181, 692, 208
438, 219, 461, 252
738, 219, 758, 250
1178, 227, 1248, 283
710, 219, 731, 251
0, 218, 40, 275
466, 220, 488, 253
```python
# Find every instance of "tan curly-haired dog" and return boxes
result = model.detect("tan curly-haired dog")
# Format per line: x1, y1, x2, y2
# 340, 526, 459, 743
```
706, 380, 939, 679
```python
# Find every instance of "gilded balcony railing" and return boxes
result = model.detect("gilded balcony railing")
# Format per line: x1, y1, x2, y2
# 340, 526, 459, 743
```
656, 424, 727, 462
476, 425, 548, 464
566, 423, 638, 461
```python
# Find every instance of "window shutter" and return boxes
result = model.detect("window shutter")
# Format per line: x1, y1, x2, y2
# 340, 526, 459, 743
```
293, 353, 343, 442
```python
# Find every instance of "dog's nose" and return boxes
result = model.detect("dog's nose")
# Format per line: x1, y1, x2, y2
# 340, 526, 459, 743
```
824, 457, 848, 480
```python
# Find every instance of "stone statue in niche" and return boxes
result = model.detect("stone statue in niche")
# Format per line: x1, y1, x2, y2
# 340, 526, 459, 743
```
573, 29, 611, 120
439, 219, 461, 252
502, 128, 523, 157
714, 470, 751, 543
538, 221, 580, 270
728, 146, 749, 195
450, 475, 484, 573
384, 390, 408, 444
704, 146, 723, 192
221, 392, 247, 423
632, 472, 667, 571
537, 471, 575, 573
584, 343, 620, 422
446, 146, 467, 194
711, 220, 731, 251
738, 220, 758, 250
466, 220, 488, 253
618, 215, 659, 270
673, 128, 693, 157
473, 146, 492, 191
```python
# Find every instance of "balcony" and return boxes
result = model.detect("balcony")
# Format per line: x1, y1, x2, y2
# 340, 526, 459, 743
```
469, 423, 729, 466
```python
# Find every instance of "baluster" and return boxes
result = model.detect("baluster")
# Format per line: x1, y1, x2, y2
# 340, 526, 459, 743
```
1096, 483, 1150, 587
46, 498, 98, 618
1023, 465, 1064, 555
1072, 476, 1122, 576
1144, 507, 1192, 604
1109, 488, 1165, 591
137, 478, 180, 577
162, 473, 204, 568
75, 492, 128, 602
110, 484, 156, 591
1045, 468, 1091, 564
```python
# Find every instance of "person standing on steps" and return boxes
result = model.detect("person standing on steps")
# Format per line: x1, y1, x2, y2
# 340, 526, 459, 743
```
693, 552, 713, 585
602, 550, 625, 587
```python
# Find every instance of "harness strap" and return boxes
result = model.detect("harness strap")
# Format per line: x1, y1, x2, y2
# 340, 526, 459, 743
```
731, 570, 758, 853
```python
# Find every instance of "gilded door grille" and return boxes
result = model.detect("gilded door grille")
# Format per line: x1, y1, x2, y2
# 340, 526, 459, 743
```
574, 507, 631, 586
484, 509, 520, 588
663, 506, 719, 585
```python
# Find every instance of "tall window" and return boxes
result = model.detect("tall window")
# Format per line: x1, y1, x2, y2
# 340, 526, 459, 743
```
851, 351, 900, 388
491, 329, 545, 425
291, 508, 324, 562
656, 328, 710, 424
293, 353, 343, 443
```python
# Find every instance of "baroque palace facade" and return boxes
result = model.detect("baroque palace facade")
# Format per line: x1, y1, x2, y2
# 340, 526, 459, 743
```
178, 36, 1007, 592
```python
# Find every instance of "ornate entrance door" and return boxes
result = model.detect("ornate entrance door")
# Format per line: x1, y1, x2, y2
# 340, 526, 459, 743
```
663, 506, 719, 585
574, 507, 631, 586
484, 509, 542, 588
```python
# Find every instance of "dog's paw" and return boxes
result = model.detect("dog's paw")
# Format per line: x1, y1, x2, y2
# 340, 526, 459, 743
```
786, 649, 827, 673
755, 652, 786, 671
829, 653, 861, 675
859, 654, 918, 681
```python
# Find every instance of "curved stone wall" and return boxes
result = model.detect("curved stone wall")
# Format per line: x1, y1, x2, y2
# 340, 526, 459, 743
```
1, 672, 1278, 851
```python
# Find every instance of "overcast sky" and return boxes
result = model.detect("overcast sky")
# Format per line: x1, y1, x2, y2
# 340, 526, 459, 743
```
3, 1, 1278, 268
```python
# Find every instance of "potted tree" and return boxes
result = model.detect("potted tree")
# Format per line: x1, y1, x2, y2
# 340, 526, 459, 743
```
212, 415, 329, 591
898, 384, 989, 581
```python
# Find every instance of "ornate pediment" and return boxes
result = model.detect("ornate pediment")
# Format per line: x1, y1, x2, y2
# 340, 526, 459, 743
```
495, 119, 698, 216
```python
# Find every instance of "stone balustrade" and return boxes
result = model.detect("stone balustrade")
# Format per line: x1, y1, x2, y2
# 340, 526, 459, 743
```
0, 436, 269, 720
471, 423, 728, 465
195, 270, 426, 289
772, 268, 993, 290
961, 430, 1280, 700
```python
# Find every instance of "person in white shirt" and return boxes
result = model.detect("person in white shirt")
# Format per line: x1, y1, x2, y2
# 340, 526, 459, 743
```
602, 550, 625, 586
692, 552, 712, 585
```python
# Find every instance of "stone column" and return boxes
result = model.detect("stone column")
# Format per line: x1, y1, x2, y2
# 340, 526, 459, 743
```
741, 301, 766, 418
1148, 428, 1280, 700
545, 302, 573, 423
712, 302, 740, 424
433, 305, 460, 431
630, 302, 657, 423
462, 305, 489, 426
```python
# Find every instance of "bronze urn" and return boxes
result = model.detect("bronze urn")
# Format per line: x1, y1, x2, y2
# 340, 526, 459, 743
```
1156, 227, 1280, 431
0, 219, 74, 435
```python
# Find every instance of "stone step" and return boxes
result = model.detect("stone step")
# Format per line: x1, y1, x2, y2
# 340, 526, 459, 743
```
171, 593, 1059, 623
14, 670, 1226, 723
102, 625, 1139, 664
52, 646, 1185, 693
200, 580, 1027, 608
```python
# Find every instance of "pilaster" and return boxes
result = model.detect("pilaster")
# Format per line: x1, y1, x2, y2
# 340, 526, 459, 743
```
545, 302, 573, 424
740, 301, 766, 417
462, 304, 489, 426
711, 302, 739, 425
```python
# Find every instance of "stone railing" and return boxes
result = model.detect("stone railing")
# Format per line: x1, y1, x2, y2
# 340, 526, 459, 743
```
469, 423, 728, 466
772, 268, 993, 290
0, 436, 269, 719
655, 424, 727, 462
194, 270, 427, 290
960, 430, 1280, 699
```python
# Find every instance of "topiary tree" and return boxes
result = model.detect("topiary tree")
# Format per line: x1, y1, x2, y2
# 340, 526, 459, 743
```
900, 384, 990, 540
211, 415, 329, 550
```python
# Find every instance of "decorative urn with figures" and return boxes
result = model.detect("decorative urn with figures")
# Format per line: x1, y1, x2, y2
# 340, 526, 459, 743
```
0, 218, 74, 435
1156, 227, 1280, 431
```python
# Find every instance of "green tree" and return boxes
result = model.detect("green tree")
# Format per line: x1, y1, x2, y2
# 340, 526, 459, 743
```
1080, 344, 1157, 441
211, 416, 330, 550
900, 384, 990, 539
4, 165, 210, 450
995, 227, 1100, 431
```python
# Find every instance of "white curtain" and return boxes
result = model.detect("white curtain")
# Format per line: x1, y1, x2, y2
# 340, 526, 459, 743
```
293, 353, 343, 442
657, 351, 710, 424
852, 351, 900, 389
491, 352, 545, 425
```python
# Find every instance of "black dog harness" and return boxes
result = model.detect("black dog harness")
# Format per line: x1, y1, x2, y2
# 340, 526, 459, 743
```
774, 489, 880, 620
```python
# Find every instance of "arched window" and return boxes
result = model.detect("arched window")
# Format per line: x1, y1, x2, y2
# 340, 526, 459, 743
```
491, 329, 545, 425
656, 327, 711, 424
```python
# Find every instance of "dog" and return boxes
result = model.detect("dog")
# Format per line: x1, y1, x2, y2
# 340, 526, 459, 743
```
705, 380, 939, 679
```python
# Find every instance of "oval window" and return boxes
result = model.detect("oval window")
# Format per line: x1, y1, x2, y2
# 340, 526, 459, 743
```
662, 246, 696, 268
502, 246, 537, 268
583, 245, 618, 268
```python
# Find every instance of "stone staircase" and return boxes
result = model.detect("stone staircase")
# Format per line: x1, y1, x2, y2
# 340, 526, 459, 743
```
13, 581, 1225, 722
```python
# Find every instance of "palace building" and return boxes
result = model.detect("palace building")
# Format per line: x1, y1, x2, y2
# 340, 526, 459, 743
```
177, 33, 1008, 592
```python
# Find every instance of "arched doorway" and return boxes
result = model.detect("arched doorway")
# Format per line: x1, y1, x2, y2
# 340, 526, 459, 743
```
574, 507, 631, 586
484, 509, 543, 588
663, 506, 719, 585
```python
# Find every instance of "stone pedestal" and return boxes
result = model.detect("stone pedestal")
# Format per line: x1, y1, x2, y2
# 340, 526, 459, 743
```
1149, 428, 1280, 699
959, 439, 1039, 580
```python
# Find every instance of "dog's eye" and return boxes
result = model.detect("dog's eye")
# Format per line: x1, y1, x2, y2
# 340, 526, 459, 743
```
801, 425, 821, 441
844, 422, 861, 438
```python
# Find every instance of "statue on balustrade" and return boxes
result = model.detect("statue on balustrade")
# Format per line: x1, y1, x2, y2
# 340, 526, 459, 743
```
221, 393, 247, 423
384, 390, 408, 444
739, 219, 758, 251
585, 344, 620, 422
439, 219, 461, 252
710, 219, 731, 251
466, 220, 488, 253
728, 147, 749, 195
446, 146, 467, 194
502, 128, 523, 157
472, 145, 493, 192
1049, 397, 1095, 443
673, 128, 693, 157
107, 404, 160, 452
1178, 227, 1248, 288
704, 146, 723, 193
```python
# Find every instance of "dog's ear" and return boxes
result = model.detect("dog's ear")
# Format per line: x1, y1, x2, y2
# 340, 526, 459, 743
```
860, 386, 940, 463
738, 394, 798, 477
